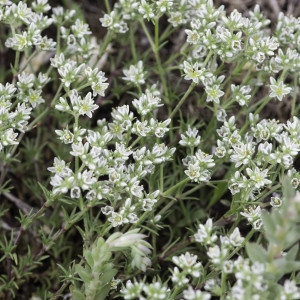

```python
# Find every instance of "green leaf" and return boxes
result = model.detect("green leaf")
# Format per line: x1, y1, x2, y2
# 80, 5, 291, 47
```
94, 284, 111, 300
99, 263, 117, 283
262, 211, 281, 245
75, 265, 91, 283
246, 242, 268, 263
285, 243, 299, 261
272, 258, 300, 280
70, 285, 86, 300
38, 182, 54, 204
282, 176, 295, 203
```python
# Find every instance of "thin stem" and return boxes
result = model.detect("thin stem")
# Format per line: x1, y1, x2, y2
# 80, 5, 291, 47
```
291, 74, 298, 116
203, 50, 214, 67
162, 177, 190, 197
98, 29, 114, 65
159, 164, 164, 191
74, 115, 79, 173
129, 136, 142, 148
140, 19, 169, 102
169, 286, 183, 300
12, 50, 20, 83
19, 49, 39, 74
220, 272, 227, 300
156, 197, 176, 217
129, 24, 137, 62
253, 95, 271, 116
104, 0, 111, 13
56, 23, 61, 54
169, 82, 195, 119
180, 183, 205, 198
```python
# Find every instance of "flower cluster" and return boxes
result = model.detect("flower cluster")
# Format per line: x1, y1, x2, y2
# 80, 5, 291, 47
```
183, 149, 215, 183
212, 113, 300, 228
49, 80, 175, 229
194, 219, 244, 269
171, 252, 203, 286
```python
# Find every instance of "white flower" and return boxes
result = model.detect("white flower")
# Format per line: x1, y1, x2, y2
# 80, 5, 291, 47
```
230, 142, 255, 167
55, 128, 74, 144
99, 11, 115, 27
70, 142, 89, 156
281, 280, 300, 299
269, 77, 292, 101
183, 61, 202, 84
172, 252, 202, 278
101, 206, 114, 215
143, 281, 170, 299
240, 206, 262, 223
183, 286, 211, 300
47, 157, 72, 177
107, 229, 152, 271
108, 212, 123, 227
207, 245, 228, 265
246, 166, 272, 189
179, 127, 201, 147
205, 84, 224, 104
123, 61, 145, 85
70, 186, 81, 198
194, 218, 217, 245
138, 0, 155, 20
229, 228, 244, 247
71, 19, 91, 38
253, 218, 263, 230
156, 0, 173, 13
270, 195, 282, 207
78, 92, 98, 118
223, 260, 234, 274
120, 280, 144, 299
171, 267, 189, 286
185, 29, 200, 44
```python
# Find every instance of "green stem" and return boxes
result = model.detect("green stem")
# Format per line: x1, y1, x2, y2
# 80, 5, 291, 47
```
74, 115, 79, 173
130, 136, 142, 148
56, 23, 61, 54
129, 24, 137, 62
140, 19, 169, 102
159, 164, 164, 191
162, 177, 190, 197
220, 271, 227, 300
97, 30, 114, 67
203, 50, 214, 67
104, 0, 111, 13
169, 83, 195, 119
19, 49, 39, 74
180, 183, 205, 198
132, 211, 150, 228
13, 50, 20, 80
291, 74, 298, 116
253, 95, 271, 116
169, 286, 183, 300
51, 82, 64, 106
238, 94, 270, 135
156, 198, 176, 217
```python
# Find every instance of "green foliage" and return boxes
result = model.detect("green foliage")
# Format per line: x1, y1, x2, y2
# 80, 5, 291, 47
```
0, 0, 300, 299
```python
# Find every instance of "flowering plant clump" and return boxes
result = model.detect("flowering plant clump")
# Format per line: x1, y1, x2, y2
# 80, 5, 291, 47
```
0, 0, 300, 299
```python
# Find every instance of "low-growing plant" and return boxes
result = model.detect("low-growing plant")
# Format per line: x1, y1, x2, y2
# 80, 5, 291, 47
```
0, 0, 300, 299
